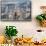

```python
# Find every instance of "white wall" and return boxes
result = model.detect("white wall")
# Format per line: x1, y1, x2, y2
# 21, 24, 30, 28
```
0, 0, 46, 40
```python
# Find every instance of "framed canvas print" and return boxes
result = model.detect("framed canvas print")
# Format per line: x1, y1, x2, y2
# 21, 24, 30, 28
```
1, 0, 31, 21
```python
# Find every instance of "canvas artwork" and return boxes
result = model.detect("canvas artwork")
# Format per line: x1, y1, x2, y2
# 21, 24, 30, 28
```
1, 0, 31, 21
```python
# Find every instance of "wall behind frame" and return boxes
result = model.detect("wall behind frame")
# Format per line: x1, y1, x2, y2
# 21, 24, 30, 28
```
0, 0, 46, 37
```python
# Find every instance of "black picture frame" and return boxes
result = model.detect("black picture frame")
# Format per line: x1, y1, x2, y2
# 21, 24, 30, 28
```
1, 0, 31, 21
